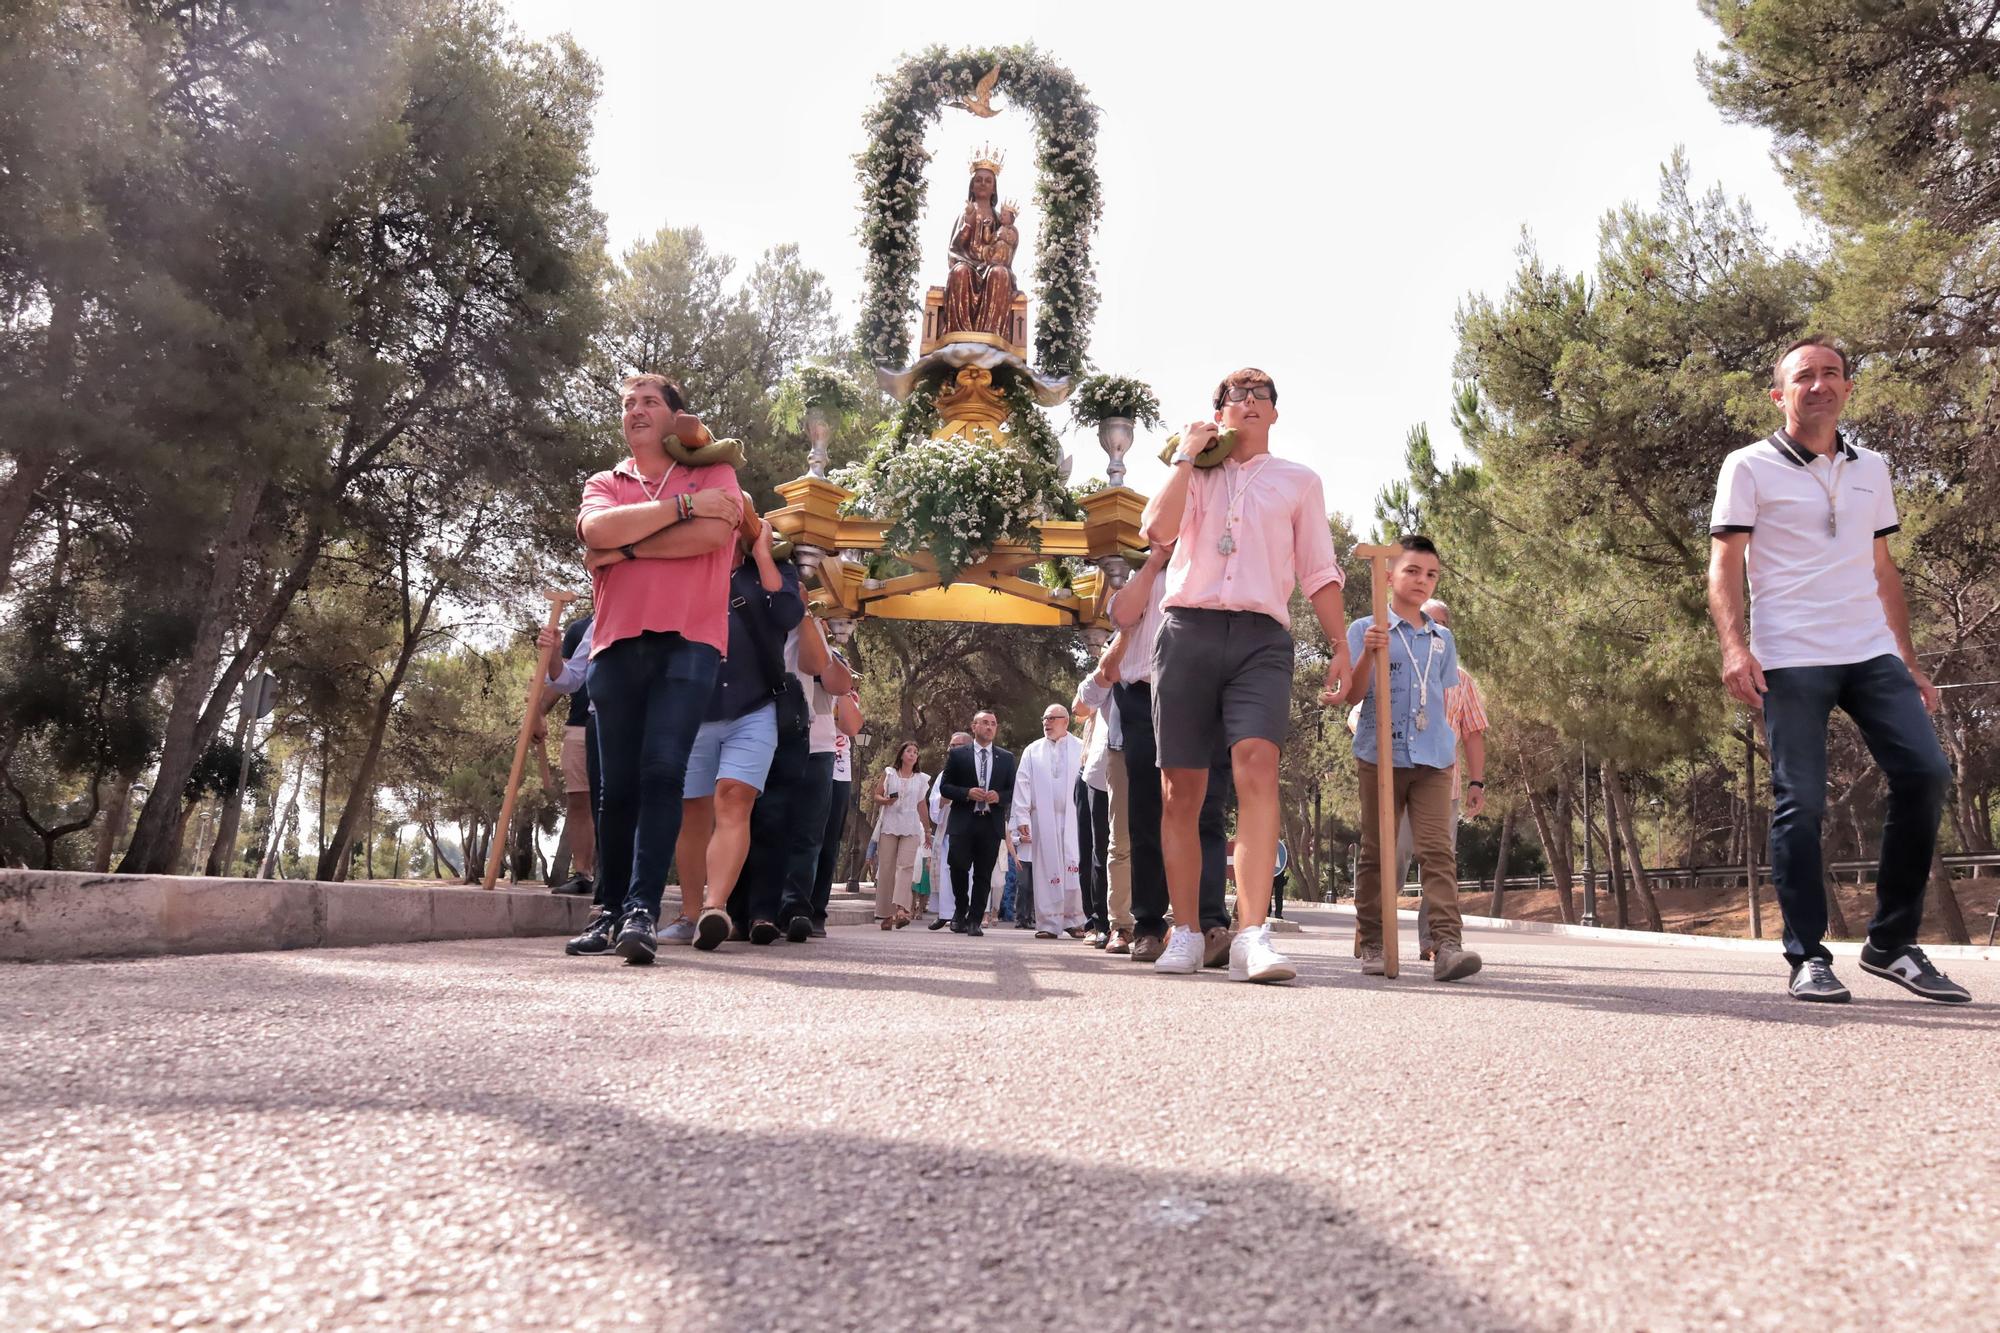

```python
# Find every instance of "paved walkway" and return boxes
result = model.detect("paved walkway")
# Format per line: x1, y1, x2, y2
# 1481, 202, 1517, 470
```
5, 910, 1996, 1330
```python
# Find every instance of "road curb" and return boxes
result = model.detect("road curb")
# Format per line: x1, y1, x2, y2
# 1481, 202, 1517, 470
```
0, 871, 876, 962
1294, 903, 1998, 962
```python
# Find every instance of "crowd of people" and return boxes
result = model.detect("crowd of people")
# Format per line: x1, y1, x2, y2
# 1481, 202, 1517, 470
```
538, 348, 1973, 1003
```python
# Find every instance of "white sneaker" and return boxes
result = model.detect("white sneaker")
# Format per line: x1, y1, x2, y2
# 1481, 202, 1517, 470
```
1228, 923, 1296, 984
1154, 924, 1204, 975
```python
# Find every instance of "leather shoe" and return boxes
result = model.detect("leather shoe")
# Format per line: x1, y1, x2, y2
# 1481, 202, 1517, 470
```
966, 923, 984, 937
949, 920, 965, 933
1104, 929, 1132, 955
1202, 926, 1232, 969
928, 917, 949, 930
1130, 934, 1165, 964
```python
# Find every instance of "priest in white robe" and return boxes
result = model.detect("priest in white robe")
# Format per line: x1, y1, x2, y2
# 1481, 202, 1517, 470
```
1011, 704, 1086, 936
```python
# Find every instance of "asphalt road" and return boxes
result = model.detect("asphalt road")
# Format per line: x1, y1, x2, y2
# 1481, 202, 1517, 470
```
5, 909, 1996, 1331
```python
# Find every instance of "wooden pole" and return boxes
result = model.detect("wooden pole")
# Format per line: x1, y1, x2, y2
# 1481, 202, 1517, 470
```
484, 589, 575, 890
1354, 543, 1400, 978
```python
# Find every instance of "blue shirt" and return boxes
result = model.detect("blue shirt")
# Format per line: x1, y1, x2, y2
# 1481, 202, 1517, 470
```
1347, 609, 1459, 770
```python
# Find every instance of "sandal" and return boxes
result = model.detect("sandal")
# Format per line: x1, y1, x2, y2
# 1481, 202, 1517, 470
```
892, 910, 912, 929
879, 916, 893, 931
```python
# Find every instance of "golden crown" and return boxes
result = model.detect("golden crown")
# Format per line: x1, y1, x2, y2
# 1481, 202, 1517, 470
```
969, 144, 1005, 176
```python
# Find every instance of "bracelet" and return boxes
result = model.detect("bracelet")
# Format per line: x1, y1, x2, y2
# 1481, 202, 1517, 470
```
619, 544, 636, 561
1467, 780, 1485, 788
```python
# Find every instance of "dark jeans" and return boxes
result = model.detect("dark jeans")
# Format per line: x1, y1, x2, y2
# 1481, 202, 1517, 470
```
589, 631, 719, 920
584, 714, 603, 889
1763, 654, 1950, 966
1076, 779, 1109, 930
1114, 680, 1233, 940
783, 751, 837, 925
811, 777, 850, 925
734, 733, 831, 928
950, 817, 1004, 926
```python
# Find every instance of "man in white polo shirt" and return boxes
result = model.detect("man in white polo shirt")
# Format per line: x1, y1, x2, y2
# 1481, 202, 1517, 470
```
1708, 336, 1969, 1005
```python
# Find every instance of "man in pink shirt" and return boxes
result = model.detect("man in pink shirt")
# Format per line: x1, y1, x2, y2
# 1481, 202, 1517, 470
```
1140, 367, 1354, 984
564, 373, 743, 965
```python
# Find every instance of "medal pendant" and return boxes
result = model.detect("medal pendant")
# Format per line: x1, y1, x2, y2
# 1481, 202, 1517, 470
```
1827, 512, 1838, 537
1218, 532, 1236, 556
1415, 709, 1428, 732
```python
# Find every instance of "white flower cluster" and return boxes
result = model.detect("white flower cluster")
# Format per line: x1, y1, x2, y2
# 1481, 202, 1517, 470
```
853, 431, 1059, 578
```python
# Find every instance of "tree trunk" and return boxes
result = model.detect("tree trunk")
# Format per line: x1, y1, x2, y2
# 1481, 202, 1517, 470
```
316, 631, 425, 879
1526, 784, 1576, 924
1489, 805, 1515, 919
203, 682, 257, 877
1603, 784, 1629, 929
116, 473, 268, 873
509, 808, 535, 883
1927, 850, 1972, 945
1603, 766, 1664, 931
93, 771, 136, 872
258, 759, 302, 878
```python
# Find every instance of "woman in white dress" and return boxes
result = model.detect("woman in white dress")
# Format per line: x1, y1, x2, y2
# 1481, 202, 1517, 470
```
872, 741, 934, 929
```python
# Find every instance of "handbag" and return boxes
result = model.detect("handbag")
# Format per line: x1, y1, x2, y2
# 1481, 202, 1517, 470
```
733, 580, 812, 743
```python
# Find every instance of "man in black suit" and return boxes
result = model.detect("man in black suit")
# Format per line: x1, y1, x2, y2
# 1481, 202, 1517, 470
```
937, 709, 1015, 937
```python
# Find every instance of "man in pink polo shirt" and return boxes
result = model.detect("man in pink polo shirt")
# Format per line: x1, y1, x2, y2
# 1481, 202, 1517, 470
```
1140, 367, 1354, 984
564, 373, 743, 965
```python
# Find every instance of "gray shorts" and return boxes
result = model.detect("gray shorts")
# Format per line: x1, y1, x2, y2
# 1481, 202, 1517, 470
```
1151, 608, 1294, 769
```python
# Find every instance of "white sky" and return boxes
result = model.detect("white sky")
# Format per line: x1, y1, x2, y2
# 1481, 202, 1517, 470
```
504, 0, 1811, 528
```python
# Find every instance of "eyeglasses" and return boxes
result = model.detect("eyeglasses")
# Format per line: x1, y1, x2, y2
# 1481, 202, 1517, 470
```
1221, 386, 1275, 403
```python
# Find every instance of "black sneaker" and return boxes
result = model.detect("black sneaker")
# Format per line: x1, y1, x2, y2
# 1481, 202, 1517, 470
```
750, 919, 781, 945
565, 908, 619, 956
1788, 958, 1851, 1004
614, 909, 657, 965
785, 916, 812, 944
1858, 943, 1972, 1004
551, 873, 594, 897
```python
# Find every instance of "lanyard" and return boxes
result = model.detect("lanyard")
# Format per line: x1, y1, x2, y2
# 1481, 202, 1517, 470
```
1775, 432, 1844, 536
1218, 459, 1264, 556
637, 461, 677, 504
1392, 619, 1440, 731
1806, 454, 1845, 537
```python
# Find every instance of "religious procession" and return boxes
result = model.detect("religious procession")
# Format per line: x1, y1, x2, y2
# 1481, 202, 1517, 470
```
546, 183, 1971, 1003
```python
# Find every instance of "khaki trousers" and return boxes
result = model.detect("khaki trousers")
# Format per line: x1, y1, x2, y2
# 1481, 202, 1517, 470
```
874, 831, 920, 915
1354, 761, 1462, 949
1104, 751, 1134, 931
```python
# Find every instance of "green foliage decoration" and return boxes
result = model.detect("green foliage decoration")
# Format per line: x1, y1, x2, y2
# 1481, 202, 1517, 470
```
857, 44, 1103, 377
1069, 374, 1162, 429
769, 363, 871, 436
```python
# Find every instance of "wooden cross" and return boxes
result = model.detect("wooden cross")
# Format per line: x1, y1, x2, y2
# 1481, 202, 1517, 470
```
485, 588, 577, 890
1352, 543, 1401, 979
